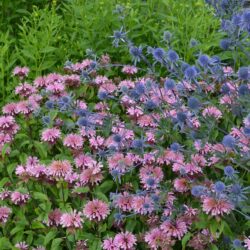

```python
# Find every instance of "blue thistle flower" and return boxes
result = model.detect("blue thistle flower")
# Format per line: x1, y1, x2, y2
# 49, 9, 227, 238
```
113, 134, 122, 143
164, 79, 175, 90
162, 31, 172, 42
170, 142, 181, 151
224, 166, 236, 178
198, 54, 210, 68
222, 135, 236, 148
214, 181, 226, 193
129, 46, 143, 64
132, 139, 144, 149
184, 66, 198, 79
238, 84, 249, 96
238, 67, 249, 80
167, 49, 179, 63
152, 48, 166, 62
42, 116, 50, 126
98, 91, 109, 100
177, 112, 187, 123
221, 83, 231, 94
77, 117, 90, 127
191, 185, 206, 197
45, 100, 55, 109
188, 97, 200, 110
220, 39, 231, 50
111, 28, 127, 47
145, 100, 158, 111
232, 239, 242, 248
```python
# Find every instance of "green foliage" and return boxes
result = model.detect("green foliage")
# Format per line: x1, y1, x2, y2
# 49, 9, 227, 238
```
0, 0, 221, 106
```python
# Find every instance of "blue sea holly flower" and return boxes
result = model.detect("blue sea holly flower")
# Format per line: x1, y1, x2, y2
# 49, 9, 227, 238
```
152, 48, 166, 62
111, 28, 127, 47
98, 91, 109, 100
129, 46, 143, 64
113, 134, 122, 143
164, 79, 175, 90
191, 185, 206, 197
45, 100, 55, 109
146, 178, 156, 187
170, 142, 181, 152
177, 112, 187, 123
135, 82, 146, 95
188, 97, 200, 110
220, 39, 231, 50
189, 38, 199, 47
214, 181, 225, 193
198, 54, 210, 68
167, 49, 179, 63
145, 100, 158, 111
224, 166, 236, 178
42, 116, 50, 126
114, 213, 124, 222
222, 135, 236, 148
184, 66, 198, 79
238, 84, 249, 96
238, 67, 249, 80
132, 139, 144, 149
243, 127, 250, 137
221, 83, 231, 94
77, 117, 90, 127
163, 31, 172, 42
232, 239, 242, 248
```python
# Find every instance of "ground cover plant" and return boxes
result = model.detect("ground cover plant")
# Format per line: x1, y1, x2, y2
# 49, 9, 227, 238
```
0, 1, 250, 250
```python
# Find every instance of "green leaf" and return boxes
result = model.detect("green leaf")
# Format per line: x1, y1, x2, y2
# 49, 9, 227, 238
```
125, 219, 137, 232
51, 238, 63, 250
10, 225, 25, 236
0, 237, 12, 249
94, 191, 109, 203
31, 221, 46, 229
0, 177, 10, 188
1, 143, 9, 158
44, 231, 57, 246
33, 192, 49, 201
210, 244, 219, 250
182, 232, 192, 250
73, 186, 90, 194
34, 141, 47, 159
98, 180, 114, 194
89, 239, 102, 250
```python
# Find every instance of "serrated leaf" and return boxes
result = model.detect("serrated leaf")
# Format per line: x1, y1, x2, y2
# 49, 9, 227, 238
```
33, 141, 47, 159
99, 180, 114, 194
51, 238, 63, 250
33, 192, 49, 201
44, 231, 57, 246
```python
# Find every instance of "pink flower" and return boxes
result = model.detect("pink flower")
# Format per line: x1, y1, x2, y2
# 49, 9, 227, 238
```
0, 115, 19, 135
2, 103, 18, 115
139, 166, 164, 189
244, 237, 250, 250
113, 232, 137, 250
202, 106, 222, 120
64, 74, 81, 87
15, 83, 36, 97
63, 133, 83, 150
202, 197, 233, 216
145, 228, 174, 250
60, 210, 83, 228
83, 199, 110, 221
49, 160, 72, 178
108, 153, 133, 174
0, 206, 11, 223
47, 209, 62, 226
77, 168, 103, 186
10, 191, 30, 205
122, 65, 138, 75
132, 195, 154, 215
174, 178, 189, 192
34, 76, 47, 88
102, 238, 119, 250
15, 242, 29, 250
41, 128, 61, 144
160, 218, 188, 240
94, 76, 108, 85
113, 192, 133, 212
13, 66, 29, 79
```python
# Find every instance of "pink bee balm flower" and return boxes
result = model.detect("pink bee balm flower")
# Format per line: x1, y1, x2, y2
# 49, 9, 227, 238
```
113, 192, 133, 212
122, 65, 138, 75
202, 197, 233, 216
160, 218, 188, 240
132, 195, 154, 215
60, 210, 83, 229
2, 103, 18, 115
63, 133, 83, 150
0, 206, 11, 223
15, 83, 36, 97
174, 178, 189, 192
13, 66, 29, 79
47, 209, 62, 226
83, 199, 110, 221
145, 228, 174, 250
15, 242, 29, 250
244, 237, 250, 250
102, 238, 119, 250
202, 106, 222, 120
41, 128, 61, 144
113, 232, 137, 250
10, 191, 30, 205
49, 160, 72, 178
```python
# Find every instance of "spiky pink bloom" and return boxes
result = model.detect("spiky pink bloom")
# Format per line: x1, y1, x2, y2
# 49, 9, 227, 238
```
49, 160, 72, 178
0, 115, 19, 135
94, 75, 108, 85
113, 192, 133, 212
202, 197, 233, 216
174, 178, 189, 192
139, 166, 164, 189
13, 66, 29, 79
34, 76, 47, 88
108, 153, 133, 174
64, 74, 81, 87
15, 242, 29, 250
15, 83, 36, 97
10, 192, 30, 205
0, 206, 11, 223
122, 65, 138, 75
83, 199, 110, 221
2, 103, 18, 115
60, 210, 83, 228
63, 133, 83, 150
113, 232, 137, 250
132, 195, 154, 215
202, 106, 222, 120
145, 228, 174, 250
160, 218, 188, 240
41, 128, 61, 144
77, 168, 103, 186
102, 238, 119, 250
47, 209, 62, 226
244, 237, 250, 250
